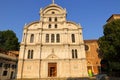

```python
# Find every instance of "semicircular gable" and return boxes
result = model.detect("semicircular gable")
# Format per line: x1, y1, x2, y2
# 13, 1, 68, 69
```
44, 8, 61, 14
67, 21, 82, 29
24, 21, 40, 29
42, 4, 65, 14
46, 53, 59, 59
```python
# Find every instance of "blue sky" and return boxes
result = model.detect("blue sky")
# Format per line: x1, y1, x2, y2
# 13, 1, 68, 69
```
0, 0, 120, 42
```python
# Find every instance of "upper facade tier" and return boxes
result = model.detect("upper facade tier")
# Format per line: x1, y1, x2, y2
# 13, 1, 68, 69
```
40, 4, 67, 21
24, 3, 82, 30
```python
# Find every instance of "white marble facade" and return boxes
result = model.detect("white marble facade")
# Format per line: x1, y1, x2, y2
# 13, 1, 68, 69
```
17, 2, 88, 79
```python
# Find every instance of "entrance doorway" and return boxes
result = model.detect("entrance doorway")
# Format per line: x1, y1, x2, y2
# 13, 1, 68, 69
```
48, 63, 57, 77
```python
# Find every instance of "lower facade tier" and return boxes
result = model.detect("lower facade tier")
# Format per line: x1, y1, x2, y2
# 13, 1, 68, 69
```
17, 59, 88, 79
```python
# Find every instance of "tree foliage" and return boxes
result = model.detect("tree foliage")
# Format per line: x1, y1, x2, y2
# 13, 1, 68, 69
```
98, 19, 120, 70
0, 30, 19, 51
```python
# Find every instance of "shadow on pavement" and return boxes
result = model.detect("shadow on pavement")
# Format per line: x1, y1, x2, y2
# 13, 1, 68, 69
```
67, 77, 91, 80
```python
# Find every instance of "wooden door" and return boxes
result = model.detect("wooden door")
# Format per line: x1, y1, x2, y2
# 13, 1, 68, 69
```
48, 63, 57, 77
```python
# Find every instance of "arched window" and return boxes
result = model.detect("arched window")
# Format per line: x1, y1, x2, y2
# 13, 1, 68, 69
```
30, 34, 34, 43
55, 24, 57, 28
75, 49, 78, 58
51, 34, 55, 43
56, 34, 60, 42
55, 17, 57, 22
28, 50, 31, 59
46, 34, 49, 43
31, 50, 33, 59
71, 49, 78, 59
27, 50, 34, 59
71, 34, 75, 43
72, 49, 74, 58
49, 17, 52, 22
48, 24, 51, 28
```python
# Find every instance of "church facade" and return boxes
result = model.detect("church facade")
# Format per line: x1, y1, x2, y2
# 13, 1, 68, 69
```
17, 2, 88, 79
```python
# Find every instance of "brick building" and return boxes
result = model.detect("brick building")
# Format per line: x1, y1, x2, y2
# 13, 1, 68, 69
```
84, 40, 101, 75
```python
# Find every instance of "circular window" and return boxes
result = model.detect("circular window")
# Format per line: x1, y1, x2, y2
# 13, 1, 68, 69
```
52, 11, 55, 14
85, 45, 89, 51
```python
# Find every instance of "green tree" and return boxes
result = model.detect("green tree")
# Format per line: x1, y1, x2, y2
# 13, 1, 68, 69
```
98, 19, 120, 71
0, 30, 19, 51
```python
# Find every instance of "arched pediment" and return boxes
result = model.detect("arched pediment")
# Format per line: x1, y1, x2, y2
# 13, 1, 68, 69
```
87, 60, 92, 65
41, 4, 66, 15
24, 21, 40, 29
44, 8, 61, 14
46, 54, 59, 59
66, 21, 82, 29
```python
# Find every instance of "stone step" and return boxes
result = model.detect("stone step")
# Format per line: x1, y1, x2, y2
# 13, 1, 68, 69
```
40, 78, 66, 80
17, 77, 92, 80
